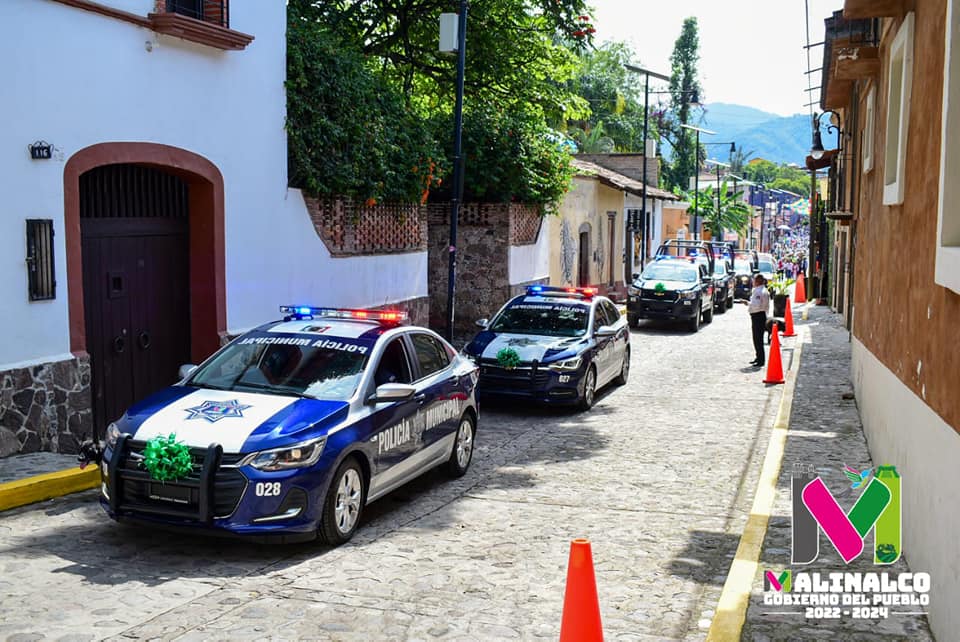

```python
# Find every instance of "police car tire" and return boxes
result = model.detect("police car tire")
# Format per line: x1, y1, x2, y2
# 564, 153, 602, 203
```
727, 294, 735, 309
689, 306, 701, 332
444, 413, 476, 478
578, 366, 597, 411
627, 314, 639, 328
704, 303, 714, 324
716, 296, 727, 313
318, 457, 366, 545
613, 349, 630, 386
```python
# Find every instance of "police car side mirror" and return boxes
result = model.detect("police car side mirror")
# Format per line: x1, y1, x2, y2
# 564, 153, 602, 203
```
475, 318, 489, 328
631, 273, 639, 281
595, 325, 617, 337
366, 383, 417, 405
178, 364, 198, 380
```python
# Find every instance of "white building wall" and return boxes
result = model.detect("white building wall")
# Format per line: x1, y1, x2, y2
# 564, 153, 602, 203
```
851, 339, 960, 640
0, 0, 425, 367
508, 219, 550, 286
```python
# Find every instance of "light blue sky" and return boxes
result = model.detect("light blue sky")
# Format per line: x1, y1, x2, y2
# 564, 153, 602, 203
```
590, 0, 841, 117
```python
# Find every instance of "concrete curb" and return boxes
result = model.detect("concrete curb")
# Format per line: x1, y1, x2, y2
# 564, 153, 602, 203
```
0, 466, 99, 513
705, 325, 806, 641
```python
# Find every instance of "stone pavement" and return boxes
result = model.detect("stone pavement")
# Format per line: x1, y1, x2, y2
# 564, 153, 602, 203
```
0, 303, 784, 641
742, 306, 933, 640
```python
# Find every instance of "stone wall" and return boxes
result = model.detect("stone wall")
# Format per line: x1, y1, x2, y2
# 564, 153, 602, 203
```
427, 203, 543, 341
0, 356, 92, 457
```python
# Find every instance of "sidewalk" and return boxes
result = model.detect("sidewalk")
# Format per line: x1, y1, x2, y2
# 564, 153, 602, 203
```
740, 306, 933, 640
0, 451, 97, 512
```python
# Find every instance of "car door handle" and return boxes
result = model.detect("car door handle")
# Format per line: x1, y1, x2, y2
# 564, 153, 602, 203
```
414, 393, 426, 404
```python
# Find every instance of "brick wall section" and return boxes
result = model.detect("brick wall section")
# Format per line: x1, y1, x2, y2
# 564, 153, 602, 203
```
0, 356, 92, 457
575, 153, 659, 187
304, 197, 428, 256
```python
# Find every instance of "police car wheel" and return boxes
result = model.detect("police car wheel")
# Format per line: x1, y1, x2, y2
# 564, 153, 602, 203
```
689, 305, 701, 333
704, 302, 714, 324
578, 366, 597, 411
444, 414, 475, 478
627, 314, 639, 329
727, 294, 734, 308
613, 348, 630, 386
319, 458, 365, 545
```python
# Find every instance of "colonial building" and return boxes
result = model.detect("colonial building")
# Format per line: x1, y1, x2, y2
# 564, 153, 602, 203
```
815, 2, 960, 638
0, 1, 428, 456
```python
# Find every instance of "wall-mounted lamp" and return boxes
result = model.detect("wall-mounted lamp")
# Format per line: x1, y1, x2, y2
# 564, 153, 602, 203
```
811, 110, 842, 160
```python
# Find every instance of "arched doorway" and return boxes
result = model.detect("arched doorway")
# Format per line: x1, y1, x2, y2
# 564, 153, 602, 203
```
80, 164, 192, 432
64, 143, 226, 437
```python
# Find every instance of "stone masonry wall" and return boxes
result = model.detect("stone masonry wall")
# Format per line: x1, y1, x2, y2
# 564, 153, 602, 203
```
0, 356, 92, 457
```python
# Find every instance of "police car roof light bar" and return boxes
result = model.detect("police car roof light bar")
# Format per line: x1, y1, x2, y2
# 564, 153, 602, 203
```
280, 306, 408, 324
526, 285, 596, 299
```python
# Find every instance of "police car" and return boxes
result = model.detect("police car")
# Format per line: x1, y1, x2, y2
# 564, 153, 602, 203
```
463, 286, 629, 410
94, 306, 479, 544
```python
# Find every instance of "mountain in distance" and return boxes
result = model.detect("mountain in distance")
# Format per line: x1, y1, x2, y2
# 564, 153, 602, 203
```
695, 103, 815, 167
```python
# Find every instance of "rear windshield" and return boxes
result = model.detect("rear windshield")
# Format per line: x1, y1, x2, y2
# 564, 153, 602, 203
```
757, 260, 775, 273
641, 264, 699, 283
734, 259, 753, 272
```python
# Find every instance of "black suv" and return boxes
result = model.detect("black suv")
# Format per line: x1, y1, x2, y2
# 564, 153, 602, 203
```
711, 257, 736, 313
627, 241, 715, 332
733, 250, 759, 300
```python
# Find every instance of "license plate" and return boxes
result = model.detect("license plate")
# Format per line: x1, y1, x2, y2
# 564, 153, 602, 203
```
149, 483, 191, 504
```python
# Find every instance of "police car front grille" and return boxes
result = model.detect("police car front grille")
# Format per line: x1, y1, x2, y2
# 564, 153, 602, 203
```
114, 441, 247, 519
641, 289, 678, 301
478, 362, 550, 389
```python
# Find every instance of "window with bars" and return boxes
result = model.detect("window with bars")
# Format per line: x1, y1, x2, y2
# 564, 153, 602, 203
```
26, 219, 56, 301
166, 0, 229, 28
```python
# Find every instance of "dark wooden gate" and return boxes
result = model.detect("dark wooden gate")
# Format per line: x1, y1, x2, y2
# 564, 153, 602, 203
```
578, 230, 590, 287
80, 164, 191, 436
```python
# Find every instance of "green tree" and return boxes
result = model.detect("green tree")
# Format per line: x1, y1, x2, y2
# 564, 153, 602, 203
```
729, 147, 755, 175
660, 18, 703, 191
565, 42, 653, 151
680, 180, 750, 238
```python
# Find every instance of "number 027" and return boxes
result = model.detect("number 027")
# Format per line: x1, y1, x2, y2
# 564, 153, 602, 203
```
255, 481, 281, 496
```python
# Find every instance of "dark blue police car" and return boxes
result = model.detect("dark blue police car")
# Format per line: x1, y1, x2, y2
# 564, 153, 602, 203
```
95, 306, 479, 544
463, 286, 629, 410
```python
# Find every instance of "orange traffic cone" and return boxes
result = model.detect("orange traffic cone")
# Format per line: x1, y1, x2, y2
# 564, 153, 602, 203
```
782, 296, 796, 337
794, 273, 807, 304
559, 539, 603, 642
763, 326, 785, 384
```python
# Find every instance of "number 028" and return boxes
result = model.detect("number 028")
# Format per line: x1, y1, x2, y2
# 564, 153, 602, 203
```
255, 481, 281, 497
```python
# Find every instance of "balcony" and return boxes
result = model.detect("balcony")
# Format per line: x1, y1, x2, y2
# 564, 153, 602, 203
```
820, 10, 880, 110
166, 0, 228, 29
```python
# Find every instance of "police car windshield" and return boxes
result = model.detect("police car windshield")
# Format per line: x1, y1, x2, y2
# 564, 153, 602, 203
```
188, 333, 370, 401
734, 259, 753, 273
641, 264, 698, 283
757, 260, 775, 273
490, 302, 589, 337
713, 262, 727, 275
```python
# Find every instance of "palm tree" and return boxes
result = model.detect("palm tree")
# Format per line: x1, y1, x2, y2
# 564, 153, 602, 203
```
679, 179, 750, 239
571, 121, 616, 153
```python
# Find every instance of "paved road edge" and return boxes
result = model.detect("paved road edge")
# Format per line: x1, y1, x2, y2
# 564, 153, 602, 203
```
705, 326, 806, 641
0, 467, 98, 513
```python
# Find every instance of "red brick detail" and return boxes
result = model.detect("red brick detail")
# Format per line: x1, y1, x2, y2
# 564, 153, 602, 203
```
304, 197, 427, 256
426, 202, 542, 245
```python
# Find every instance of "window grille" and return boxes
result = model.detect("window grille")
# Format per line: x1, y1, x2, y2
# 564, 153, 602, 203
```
166, 0, 229, 28
26, 219, 56, 301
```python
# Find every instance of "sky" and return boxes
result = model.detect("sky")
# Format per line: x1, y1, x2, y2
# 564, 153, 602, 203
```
590, 0, 842, 117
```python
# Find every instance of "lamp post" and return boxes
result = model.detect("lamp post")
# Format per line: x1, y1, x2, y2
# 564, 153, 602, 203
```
440, 0, 468, 341
623, 65, 670, 276
680, 124, 716, 240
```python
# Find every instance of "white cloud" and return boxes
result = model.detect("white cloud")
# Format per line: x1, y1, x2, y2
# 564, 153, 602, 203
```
590, 0, 841, 117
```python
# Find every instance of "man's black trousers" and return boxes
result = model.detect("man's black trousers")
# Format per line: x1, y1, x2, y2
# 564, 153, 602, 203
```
751, 311, 767, 365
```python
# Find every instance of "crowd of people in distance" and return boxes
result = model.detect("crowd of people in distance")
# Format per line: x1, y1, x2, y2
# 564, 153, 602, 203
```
772, 227, 810, 279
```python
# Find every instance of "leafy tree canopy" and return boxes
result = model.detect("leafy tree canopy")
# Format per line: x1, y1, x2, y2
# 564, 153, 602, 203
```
661, 17, 704, 191
678, 180, 750, 238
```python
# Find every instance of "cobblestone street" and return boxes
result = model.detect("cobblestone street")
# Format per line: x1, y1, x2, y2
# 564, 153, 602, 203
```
1, 304, 790, 640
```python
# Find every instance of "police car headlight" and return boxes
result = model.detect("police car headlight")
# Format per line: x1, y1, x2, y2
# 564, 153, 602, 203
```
680, 291, 698, 300
105, 422, 122, 448
243, 436, 326, 472
740, 276, 750, 284
627, 285, 640, 297
548, 357, 582, 371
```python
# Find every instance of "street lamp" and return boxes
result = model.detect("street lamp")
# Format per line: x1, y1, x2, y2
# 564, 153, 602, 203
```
439, 1, 468, 341
680, 124, 716, 240
623, 64, 670, 274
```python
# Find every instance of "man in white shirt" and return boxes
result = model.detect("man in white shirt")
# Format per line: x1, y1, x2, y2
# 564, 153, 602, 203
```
748, 274, 770, 367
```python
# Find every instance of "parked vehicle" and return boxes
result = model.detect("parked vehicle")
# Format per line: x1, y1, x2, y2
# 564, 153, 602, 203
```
711, 257, 736, 313
463, 286, 630, 411
628, 254, 715, 333
756, 252, 777, 283
733, 250, 759, 300
89, 306, 479, 544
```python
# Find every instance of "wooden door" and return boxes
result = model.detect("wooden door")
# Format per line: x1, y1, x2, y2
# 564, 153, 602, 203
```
80, 165, 191, 436
578, 231, 590, 287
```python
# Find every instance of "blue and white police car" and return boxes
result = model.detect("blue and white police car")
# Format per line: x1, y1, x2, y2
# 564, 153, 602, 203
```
462, 286, 630, 410
96, 306, 479, 544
